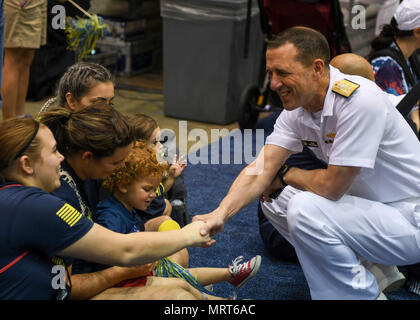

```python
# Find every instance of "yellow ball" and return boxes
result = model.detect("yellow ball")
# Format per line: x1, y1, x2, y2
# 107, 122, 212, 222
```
158, 219, 181, 232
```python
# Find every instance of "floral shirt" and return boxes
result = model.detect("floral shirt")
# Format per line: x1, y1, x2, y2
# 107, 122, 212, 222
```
371, 42, 418, 96
371, 42, 418, 115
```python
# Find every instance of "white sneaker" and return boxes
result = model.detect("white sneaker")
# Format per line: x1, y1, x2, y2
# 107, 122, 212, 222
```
406, 279, 420, 296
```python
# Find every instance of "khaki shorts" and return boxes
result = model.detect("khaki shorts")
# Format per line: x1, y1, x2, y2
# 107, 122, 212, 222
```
4, 0, 47, 48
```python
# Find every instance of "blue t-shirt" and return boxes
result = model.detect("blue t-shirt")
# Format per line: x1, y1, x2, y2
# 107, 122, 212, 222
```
51, 161, 98, 275
95, 196, 144, 234
93, 196, 144, 271
0, 183, 93, 300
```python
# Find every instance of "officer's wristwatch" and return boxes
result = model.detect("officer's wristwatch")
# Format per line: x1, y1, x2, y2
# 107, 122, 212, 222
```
278, 164, 290, 186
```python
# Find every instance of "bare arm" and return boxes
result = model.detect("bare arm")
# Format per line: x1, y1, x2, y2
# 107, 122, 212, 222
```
70, 263, 155, 300
162, 176, 175, 193
284, 165, 360, 200
162, 155, 187, 192
193, 145, 291, 236
261, 164, 360, 202
59, 221, 212, 268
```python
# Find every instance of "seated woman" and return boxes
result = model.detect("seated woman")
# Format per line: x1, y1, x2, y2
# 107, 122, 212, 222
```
94, 141, 261, 296
0, 116, 213, 300
39, 103, 223, 300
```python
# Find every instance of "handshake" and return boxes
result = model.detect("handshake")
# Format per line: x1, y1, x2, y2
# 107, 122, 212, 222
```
181, 220, 215, 248
180, 210, 228, 248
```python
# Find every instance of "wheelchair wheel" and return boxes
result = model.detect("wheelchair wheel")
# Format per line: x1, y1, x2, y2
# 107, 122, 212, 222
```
238, 84, 261, 130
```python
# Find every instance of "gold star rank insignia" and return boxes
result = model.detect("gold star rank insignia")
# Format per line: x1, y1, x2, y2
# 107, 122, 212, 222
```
324, 132, 336, 144
332, 79, 359, 98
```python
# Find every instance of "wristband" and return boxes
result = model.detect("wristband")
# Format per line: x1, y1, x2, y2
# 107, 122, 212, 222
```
277, 164, 290, 186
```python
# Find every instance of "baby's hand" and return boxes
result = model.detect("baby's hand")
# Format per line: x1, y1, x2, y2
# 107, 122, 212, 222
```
181, 221, 215, 248
169, 154, 187, 178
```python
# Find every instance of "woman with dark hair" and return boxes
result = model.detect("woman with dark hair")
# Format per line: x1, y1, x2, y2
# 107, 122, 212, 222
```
39, 61, 114, 114
368, 0, 420, 131
40, 103, 134, 220
0, 116, 214, 300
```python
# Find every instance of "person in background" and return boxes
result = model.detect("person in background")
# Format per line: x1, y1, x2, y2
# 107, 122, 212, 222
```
368, 0, 420, 133
39, 61, 115, 115
2, 0, 47, 119
128, 113, 189, 228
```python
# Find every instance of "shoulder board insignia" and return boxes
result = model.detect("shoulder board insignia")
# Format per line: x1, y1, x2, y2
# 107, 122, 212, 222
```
332, 79, 360, 98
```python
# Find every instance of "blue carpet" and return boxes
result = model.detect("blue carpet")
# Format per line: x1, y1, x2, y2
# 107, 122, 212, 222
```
184, 114, 420, 300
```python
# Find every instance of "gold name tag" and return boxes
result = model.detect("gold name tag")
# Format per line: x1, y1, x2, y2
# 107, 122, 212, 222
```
302, 140, 319, 148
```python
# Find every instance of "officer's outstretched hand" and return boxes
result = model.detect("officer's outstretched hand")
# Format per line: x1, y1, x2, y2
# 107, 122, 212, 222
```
181, 220, 215, 248
192, 211, 226, 247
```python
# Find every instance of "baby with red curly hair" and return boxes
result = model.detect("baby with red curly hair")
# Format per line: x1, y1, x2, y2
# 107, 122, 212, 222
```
94, 141, 261, 298
99, 140, 171, 232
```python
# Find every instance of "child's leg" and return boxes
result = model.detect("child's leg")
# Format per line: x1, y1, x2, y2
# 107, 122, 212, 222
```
190, 256, 262, 289
186, 267, 231, 287
144, 215, 171, 231
146, 216, 189, 267
163, 199, 172, 216
146, 276, 227, 300
167, 249, 189, 268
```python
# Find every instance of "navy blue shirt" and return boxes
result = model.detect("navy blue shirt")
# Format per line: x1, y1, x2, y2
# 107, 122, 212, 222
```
51, 161, 99, 275
93, 196, 144, 271
52, 161, 97, 221
95, 196, 144, 233
0, 183, 93, 300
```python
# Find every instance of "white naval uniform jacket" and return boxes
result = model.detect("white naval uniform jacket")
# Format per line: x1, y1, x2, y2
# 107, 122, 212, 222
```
266, 66, 420, 204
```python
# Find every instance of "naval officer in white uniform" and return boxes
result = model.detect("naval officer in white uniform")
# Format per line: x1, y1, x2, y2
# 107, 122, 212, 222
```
194, 26, 420, 300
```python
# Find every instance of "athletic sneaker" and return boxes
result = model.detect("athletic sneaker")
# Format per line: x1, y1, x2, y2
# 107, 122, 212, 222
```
228, 255, 261, 289
406, 279, 420, 296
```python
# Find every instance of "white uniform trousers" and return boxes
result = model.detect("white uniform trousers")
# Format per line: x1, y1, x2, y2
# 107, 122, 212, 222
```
261, 186, 420, 300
